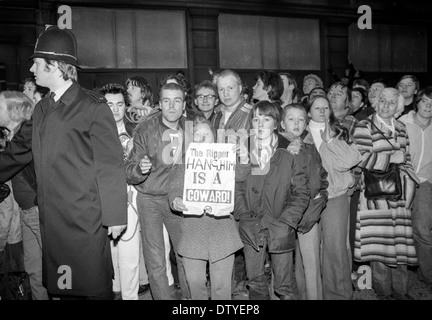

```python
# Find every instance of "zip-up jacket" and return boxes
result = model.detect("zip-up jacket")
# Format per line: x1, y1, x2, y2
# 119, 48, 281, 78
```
399, 111, 432, 183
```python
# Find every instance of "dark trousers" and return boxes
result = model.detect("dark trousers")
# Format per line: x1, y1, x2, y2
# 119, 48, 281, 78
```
137, 193, 190, 300
349, 189, 362, 272
243, 242, 296, 299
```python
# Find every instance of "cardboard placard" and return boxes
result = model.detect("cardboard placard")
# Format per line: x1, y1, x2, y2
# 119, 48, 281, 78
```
182, 142, 236, 217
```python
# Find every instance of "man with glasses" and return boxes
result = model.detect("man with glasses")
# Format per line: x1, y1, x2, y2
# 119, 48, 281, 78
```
194, 80, 219, 122
397, 75, 419, 118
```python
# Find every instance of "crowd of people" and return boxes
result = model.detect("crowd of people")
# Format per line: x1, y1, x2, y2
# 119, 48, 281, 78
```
0, 25, 431, 301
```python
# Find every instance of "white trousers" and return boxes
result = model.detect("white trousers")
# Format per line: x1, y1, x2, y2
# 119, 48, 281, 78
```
295, 223, 323, 300
111, 187, 140, 300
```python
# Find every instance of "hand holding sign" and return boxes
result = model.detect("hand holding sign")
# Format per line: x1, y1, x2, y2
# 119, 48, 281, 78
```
235, 143, 249, 164
139, 155, 152, 174
173, 197, 188, 212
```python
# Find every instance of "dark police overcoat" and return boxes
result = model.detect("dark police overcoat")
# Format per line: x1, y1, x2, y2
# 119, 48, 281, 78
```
31, 82, 127, 297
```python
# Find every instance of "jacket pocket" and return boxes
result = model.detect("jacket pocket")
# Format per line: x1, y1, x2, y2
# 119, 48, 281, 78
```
238, 216, 260, 251
265, 218, 295, 253
297, 196, 327, 234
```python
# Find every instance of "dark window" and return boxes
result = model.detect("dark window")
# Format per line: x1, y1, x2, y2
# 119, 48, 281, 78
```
71, 7, 187, 69
218, 14, 320, 70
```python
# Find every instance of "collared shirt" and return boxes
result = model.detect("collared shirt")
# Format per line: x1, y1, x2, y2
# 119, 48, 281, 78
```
222, 109, 233, 126
117, 121, 127, 136
375, 113, 396, 134
250, 133, 278, 170
52, 80, 73, 102
211, 98, 253, 144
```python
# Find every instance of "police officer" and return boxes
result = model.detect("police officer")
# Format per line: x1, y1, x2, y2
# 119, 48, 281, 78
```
1, 26, 128, 300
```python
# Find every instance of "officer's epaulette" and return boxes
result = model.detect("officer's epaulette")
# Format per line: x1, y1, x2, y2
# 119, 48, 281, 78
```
82, 88, 107, 103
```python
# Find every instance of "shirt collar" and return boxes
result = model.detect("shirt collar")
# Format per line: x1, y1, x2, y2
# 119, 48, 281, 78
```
117, 121, 127, 135
336, 107, 351, 119
375, 113, 395, 133
52, 80, 73, 102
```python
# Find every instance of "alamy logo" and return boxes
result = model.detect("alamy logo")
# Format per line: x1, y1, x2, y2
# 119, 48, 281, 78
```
357, 5, 372, 30
57, 265, 72, 289
356, 265, 372, 290
57, 5, 72, 30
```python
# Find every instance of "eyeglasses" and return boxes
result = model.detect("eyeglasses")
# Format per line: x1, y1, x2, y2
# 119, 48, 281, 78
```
196, 94, 216, 101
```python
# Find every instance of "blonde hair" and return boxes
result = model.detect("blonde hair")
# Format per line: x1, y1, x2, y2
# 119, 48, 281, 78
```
45, 59, 77, 82
379, 87, 405, 117
0, 90, 35, 122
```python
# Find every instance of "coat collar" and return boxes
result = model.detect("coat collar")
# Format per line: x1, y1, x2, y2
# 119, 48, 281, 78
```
156, 111, 186, 131
216, 98, 248, 117
56, 81, 81, 106
276, 133, 290, 150
40, 82, 80, 117
301, 130, 315, 146
336, 107, 352, 120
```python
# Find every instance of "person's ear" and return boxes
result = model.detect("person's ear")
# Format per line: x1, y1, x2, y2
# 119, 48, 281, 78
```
48, 61, 61, 78
280, 121, 286, 131
49, 61, 59, 72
